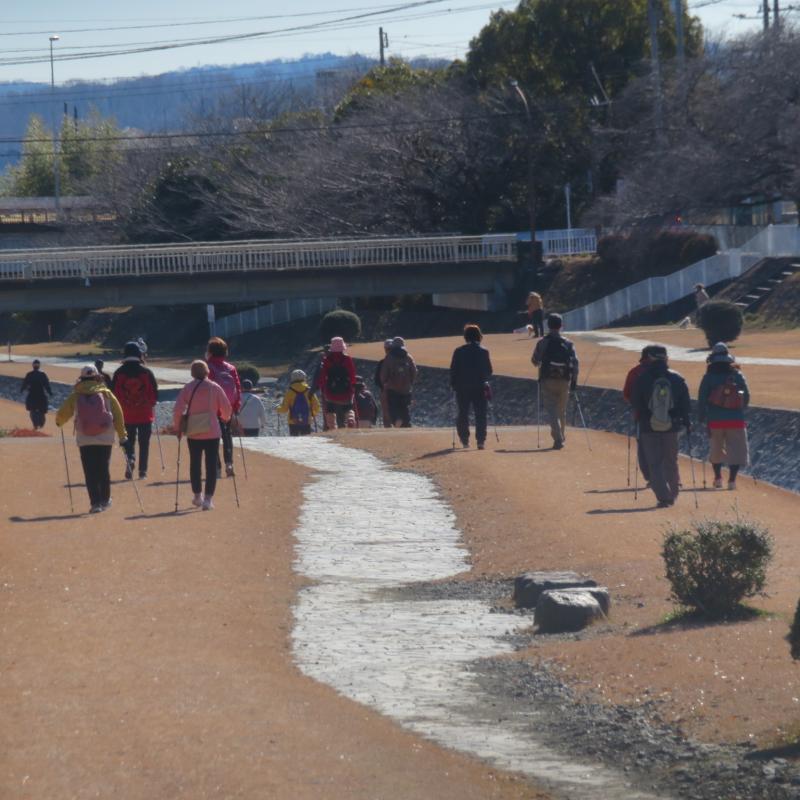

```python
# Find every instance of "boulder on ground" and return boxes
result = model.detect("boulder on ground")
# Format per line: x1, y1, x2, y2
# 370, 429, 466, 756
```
535, 589, 604, 633
550, 586, 611, 616
513, 571, 597, 609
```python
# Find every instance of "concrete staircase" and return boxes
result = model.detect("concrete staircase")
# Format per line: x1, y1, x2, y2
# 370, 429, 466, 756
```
718, 257, 800, 313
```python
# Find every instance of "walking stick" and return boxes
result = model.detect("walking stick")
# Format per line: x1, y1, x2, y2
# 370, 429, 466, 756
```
536, 380, 541, 449
235, 415, 248, 479
573, 390, 592, 452
451, 393, 456, 450
633, 423, 639, 502
230, 460, 241, 509
174, 433, 182, 513
155, 422, 165, 472
491, 401, 500, 443
123, 445, 145, 513
60, 427, 74, 513
687, 428, 699, 509
626, 416, 632, 487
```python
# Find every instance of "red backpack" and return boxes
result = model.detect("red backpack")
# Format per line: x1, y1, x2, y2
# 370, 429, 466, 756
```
76, 392, 113, 435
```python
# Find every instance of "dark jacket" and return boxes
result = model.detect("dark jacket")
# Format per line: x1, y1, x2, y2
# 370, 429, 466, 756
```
373, 358, 385, 391
632, 360, 691, 434
450, 342, 493, 393
21, 369, 52, 411
697, 363, 749, 428
379, 347, 417, 395
112, 359, 159, 425
531, 332, 579, 387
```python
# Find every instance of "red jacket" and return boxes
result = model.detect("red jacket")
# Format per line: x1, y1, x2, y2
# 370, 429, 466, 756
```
112, 360, 158, 424
207, 357, 242, 414
319, 352, 356, 404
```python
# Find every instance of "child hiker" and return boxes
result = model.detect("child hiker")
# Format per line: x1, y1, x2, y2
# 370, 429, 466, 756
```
353, 376, 378, 428
237, 379, 267, 436
277, 369, 320, 436
56, 365, 127, 513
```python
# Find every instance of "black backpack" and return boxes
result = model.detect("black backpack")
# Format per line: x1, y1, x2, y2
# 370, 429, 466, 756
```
326, 361, 352, 395
540, 336, 574, 381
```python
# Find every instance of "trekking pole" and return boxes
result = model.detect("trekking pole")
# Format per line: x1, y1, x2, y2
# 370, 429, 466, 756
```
450, 393, 456, 450
174, 433, 182, 513
687, 428, 699, 509
59, 427, 75, 513
492, 401, 500, 443
626, 420, 632, 487
633, 423, 639, 502
573, 390, 592, 452
235, 415, 248, 479
123, 444, 145, 513
230, 459, 241, 509
154, 422, 165, 472
536, 380, 541, 449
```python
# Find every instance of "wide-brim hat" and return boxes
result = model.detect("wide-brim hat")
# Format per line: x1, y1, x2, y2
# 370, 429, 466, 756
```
708, 342, 734, 364
330, 337, 346, 353
290, 369, 307, 382
80, 365, 99, 379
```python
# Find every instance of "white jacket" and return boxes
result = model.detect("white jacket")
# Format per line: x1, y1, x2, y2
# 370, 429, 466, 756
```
237, 392, 267, 430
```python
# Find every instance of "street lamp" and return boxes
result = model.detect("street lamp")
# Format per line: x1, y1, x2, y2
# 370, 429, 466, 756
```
509, 79, 540, 269
49, 35, 60, 218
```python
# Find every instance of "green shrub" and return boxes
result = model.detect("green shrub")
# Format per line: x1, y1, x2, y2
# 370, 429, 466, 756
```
597, 234, 626, 268
679, 233, 717, 265
697, 300, 743, 347
662, 518, 773, 618
790, 599, 800, 660
319, 309, 361, 344
235, 361, 260, 386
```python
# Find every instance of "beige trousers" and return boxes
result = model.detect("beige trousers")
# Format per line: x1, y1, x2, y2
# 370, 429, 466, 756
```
541, 378, 570, 445
709, 427, 749, 466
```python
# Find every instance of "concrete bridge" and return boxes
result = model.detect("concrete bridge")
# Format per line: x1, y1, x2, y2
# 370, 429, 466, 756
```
0, 234, 521, 312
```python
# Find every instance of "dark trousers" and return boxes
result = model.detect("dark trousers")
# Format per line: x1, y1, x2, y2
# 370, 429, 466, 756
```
531, 309, 544, 337
636, 432, 650, 483
289, 424, 312, 436
123, 422, 152, 475
455, 388, 487, 445
29, 408, 46, 428
219, 420, 234, 466
188, 438, 219, 497
79, 445, 112, 507
386, 391, 412, 427
640, 431, 680, 504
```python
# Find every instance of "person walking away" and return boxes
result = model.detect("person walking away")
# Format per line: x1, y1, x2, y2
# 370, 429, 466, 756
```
136, 337, 148, 362
20, 359, 52, 429
373, 339, 393, 427
319, 337, 357, 429
450, 324, 493, 449
205, 337, 241, 476
531, 314, 579, 449
631, 346, 691, 507
237, 379, 267, 436
697, 343, 749, 490
526, 292, 545, 338
94, 359, 113, 390
353, 376, 378, 428
380, 336, 417, 428
694, 283, 710, 311
112, 341, 159, 479
56, 365, 127, 513
622, 346, 658, 485
277, 370, 320, 436
172, 360, 232, 510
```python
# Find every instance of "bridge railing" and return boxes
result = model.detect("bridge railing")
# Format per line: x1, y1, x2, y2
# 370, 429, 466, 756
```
0, 234, 517, 282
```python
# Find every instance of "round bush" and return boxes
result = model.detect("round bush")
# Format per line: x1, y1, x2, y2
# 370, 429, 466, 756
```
697, 300, 743, 347
679, 233, 717, 265
235, 361, 260, 386
597, 234, 627, 268
319, 309, 361, 344
662, 518, 773, 618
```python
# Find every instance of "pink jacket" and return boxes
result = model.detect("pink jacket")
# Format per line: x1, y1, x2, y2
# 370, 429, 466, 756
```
172, 378, 232, 440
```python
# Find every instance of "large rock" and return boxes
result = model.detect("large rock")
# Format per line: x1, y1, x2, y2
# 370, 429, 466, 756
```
550, 586, 611, 616
513, 571, 597, 609
535, 590, 604, 633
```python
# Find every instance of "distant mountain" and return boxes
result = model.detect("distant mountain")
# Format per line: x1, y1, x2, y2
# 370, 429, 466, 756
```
0, 54, 381, 172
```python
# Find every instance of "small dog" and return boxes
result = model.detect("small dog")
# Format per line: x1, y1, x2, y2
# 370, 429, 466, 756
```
678, 316, 692, 329
512, 324, 535, 336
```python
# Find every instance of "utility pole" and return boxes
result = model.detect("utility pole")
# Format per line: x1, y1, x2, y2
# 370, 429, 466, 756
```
763, 0, 770, 31
673, 0, 685, 68
48, 35, 61, 218
379, 27, 388, 67
647, 0, 663, 137
773, 0, 780, 30
509, 79, 540, 269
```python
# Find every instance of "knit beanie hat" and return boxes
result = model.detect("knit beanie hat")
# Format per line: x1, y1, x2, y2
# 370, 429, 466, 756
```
123, 341, 142, 359
708, 342, 734, 364
330, 337, 346, 353
291, 369, 307, 382
80, 365, 99, 379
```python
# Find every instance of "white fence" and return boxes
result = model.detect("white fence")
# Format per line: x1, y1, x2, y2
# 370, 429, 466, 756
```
214, 297, 338, 338
0, 234, 517, 282
562, 225, 800, 331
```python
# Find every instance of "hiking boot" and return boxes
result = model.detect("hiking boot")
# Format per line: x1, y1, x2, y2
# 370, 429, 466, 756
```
191, 493, 204, 508
712, 477, 723, 489
461, 440, 469, 449
202, 497, 215, 511
727, 480, 737, 491
101, 499, 112, 511
225, 463, 234, 478
89, 504, 103, 514
552, 440, 564, 450
138, 471, 147, 480
656, 500, 672, 508
124, 461, 133, 480
477, 442, 485, 450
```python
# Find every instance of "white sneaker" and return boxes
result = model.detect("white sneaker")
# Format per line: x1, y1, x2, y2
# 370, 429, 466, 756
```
202, 497, 214, 511
191, 493, 203, 507
728, 480, 737, 491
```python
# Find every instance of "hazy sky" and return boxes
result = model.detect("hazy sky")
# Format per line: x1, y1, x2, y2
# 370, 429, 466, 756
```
0, 1, 767, 86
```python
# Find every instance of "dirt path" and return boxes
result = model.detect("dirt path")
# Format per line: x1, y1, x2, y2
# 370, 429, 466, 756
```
0, 435, 545, 800
349, 326, 800, 410
335, 426, 800, 747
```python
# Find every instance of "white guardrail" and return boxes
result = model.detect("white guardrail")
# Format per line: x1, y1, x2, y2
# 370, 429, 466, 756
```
0, 234, 517, 282
214, 297, 339, 338
562, 224, 800, 331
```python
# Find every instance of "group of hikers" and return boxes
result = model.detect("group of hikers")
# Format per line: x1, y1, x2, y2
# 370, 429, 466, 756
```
23, 313, 751, 513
